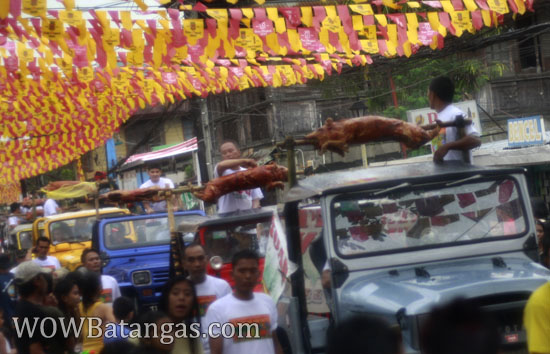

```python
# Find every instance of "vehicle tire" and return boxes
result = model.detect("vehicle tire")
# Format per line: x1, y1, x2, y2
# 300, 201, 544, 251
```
276, 327, 293, 354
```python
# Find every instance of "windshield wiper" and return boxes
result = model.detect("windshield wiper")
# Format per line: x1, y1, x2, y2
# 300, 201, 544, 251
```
445, 174, 482, 187
373, 182, 411, 196
451, 206, 496, 242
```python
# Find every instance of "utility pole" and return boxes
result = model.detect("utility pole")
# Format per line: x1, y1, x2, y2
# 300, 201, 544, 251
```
200, 99, 214, 181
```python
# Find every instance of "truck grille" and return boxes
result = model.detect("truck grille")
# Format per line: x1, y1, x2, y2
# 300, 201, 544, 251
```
152, 269, 170, 283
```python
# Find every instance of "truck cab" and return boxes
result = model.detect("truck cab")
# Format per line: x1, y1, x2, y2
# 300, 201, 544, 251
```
197, 207, 275, 291
32, 208, 130, 270
283, 161, 550, 354
93, 210, 208, 311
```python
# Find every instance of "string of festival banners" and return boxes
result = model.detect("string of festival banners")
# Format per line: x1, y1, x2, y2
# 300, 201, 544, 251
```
0, 0, 534, 201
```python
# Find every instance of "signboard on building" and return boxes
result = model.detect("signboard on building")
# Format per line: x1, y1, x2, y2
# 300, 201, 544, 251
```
508, 116, 545, 148
406, 100, 482, 153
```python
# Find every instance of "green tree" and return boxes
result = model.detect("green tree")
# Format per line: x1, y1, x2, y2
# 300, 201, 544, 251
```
366, 55, 506, 119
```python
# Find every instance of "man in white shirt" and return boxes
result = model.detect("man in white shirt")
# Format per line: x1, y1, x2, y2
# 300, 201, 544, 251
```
184, 244, 232, 353
8, 203, 21, 230
214, 141, 263, 214
427, 76, 481, 163
43, 198, 61, 217
206, 249, 283, 354
81, 248, 121, 305
33, 237, 61, 270
139, 163, 179, 214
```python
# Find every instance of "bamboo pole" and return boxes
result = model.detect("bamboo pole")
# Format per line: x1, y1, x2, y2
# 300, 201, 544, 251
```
166, 190, 184, 277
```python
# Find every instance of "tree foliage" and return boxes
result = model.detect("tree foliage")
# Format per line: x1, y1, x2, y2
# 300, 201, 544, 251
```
365, 55, 506, 119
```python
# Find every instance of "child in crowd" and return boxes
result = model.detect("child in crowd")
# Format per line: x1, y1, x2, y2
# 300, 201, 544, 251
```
159, 276, 203, 354
104, 296, 135, 344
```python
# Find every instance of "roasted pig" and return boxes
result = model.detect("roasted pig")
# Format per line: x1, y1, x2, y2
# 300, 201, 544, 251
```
193, 164, 288, 203
305, 116, 441, 155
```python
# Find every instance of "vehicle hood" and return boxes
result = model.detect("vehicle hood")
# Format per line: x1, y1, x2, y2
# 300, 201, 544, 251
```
340, 255, 550, 316
106, 257, 167, 274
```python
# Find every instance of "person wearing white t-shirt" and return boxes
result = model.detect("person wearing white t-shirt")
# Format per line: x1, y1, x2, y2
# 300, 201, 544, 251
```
427, 76, 481, 164
206, 249, 282, 354
139, 163, 180, 214
8, 202, 22, 230
184, 244, 232, 354
214, 141, 263, 214
43, 198, 61, 217
33, 237, 61, 270
81, 249, 121, 305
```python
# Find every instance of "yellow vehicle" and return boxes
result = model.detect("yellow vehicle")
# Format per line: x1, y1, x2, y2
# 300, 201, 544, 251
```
8, 224, 36, 252
32, 208, 130, 270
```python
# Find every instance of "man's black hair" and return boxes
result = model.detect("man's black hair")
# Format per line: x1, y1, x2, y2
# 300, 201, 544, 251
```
327, 315, 401, 354
183, 243, 205, 258
36, 236, 51, 245
81, 248, 100, 264
420, 298, 500, 354
113, 296, 134, 321
232, 249, 259, 268
146, 163, 162, 171
429, 76, 455, 104
10, 202, 20, 213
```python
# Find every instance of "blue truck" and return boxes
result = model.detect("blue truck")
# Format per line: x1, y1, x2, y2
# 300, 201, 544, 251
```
92, 210, 208, 311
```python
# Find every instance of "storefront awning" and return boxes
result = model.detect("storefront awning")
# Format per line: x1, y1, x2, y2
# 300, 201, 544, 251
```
120, 137, 198, 171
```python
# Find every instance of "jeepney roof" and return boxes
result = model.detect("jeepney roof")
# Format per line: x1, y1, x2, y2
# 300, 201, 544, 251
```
42, 208, 129, 222
285, 161, 526, 202
10, 224, 33, 234
199, 205, 279, 228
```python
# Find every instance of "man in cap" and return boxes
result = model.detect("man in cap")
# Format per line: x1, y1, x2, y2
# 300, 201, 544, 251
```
13, 261, 56, 353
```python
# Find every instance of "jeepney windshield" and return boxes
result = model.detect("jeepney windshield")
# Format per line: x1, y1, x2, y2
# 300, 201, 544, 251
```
103, 214, 203, 250
19, 231, 33, 249
50, 213, 124, 245
332, 178, 526, 257
203, 219, 272, 263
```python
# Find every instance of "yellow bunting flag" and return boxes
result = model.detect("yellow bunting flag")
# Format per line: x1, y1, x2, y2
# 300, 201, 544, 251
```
349, 4, 374, 15
487, 0, 509, 14
184, 19, 204, 45
43, 19, 64, 40
22, 0, 47, 17
60, 10, 84, 26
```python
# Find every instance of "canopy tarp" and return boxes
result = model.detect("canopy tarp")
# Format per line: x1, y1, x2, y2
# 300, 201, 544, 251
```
121, 137, 198, 171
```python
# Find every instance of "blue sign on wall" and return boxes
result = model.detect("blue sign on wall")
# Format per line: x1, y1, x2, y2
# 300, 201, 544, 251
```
507, 116, 545, 148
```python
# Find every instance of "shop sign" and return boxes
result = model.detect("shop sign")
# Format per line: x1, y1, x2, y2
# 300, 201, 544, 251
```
507, 116, 545, 148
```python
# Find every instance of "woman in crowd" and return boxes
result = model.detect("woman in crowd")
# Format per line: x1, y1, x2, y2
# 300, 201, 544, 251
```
159, 276, 203, 354
79, 271, 115, 353
54, 276, 82, 353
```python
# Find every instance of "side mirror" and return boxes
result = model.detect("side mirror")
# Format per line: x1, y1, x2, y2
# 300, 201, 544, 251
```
209, 256, 223, 271
55, 243, 71, 252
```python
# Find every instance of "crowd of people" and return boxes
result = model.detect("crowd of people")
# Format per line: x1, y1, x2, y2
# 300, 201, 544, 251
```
0, 241, 285, 354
